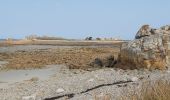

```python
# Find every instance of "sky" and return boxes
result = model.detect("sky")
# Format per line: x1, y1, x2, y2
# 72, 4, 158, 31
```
0, 0, 170, 40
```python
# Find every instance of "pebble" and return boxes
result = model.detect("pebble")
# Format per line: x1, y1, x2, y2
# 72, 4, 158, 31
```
22, 95, 36, 100
131, 77, 138, 82
167, 70, 170, 73
88, 78, 94, 82
56, 88, 65, 93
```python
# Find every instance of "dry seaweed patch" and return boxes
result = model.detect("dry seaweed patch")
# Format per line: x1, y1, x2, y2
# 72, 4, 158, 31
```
0, 47, 119, 70
121, 79, 170, 100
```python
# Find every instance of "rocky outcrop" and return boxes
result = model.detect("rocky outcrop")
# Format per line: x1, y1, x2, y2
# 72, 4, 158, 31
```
119, 25, 170, 70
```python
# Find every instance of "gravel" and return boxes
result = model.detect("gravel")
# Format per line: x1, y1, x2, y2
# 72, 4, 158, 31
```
0, 65, 169, 100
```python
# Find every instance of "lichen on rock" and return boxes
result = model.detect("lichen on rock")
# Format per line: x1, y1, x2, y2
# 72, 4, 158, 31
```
118, 25, 170, 70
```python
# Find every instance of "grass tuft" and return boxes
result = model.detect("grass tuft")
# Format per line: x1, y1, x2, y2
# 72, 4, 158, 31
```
121, 79, 170, 100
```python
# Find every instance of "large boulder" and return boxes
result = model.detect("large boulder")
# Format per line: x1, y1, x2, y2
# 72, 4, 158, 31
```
118, 25, 170, 70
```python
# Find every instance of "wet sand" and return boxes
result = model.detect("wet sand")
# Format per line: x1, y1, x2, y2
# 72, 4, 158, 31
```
0, 65, 61, 88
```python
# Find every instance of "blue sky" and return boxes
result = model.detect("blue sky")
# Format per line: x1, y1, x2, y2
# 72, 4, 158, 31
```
0, 0, 170, 39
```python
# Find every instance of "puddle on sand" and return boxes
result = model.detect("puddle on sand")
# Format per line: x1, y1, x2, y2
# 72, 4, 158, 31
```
0, 65, 62, 88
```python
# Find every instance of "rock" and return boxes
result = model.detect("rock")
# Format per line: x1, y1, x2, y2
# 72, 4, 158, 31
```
22, 95, 36, 100
29, 77, 39, 81
92, 58, 103, 67
56, 88, 65, 93
161, 25, 170, 31
167, 70, 170, 73
118, 25, 170, 70
131, 77, 139, 82
135, 25, 152, 39
90, 55, 117, 68
88, 78, 94, 82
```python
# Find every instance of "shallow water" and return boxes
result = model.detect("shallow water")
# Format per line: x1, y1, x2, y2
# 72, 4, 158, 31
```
0, 45, 76, 53
0, 45, 116, 53
0, 65, 61, 88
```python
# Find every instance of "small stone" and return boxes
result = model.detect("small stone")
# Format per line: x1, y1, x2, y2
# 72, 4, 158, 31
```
88, 78, 94, 82
22, 95, 36, 100
29, 77, 39, 81
167, 70, 170, 73
56, 88, 65, 93
131, 77, 138, 82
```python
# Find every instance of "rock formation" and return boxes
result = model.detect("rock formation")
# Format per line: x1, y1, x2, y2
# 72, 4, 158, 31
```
119, 25, 170, 70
